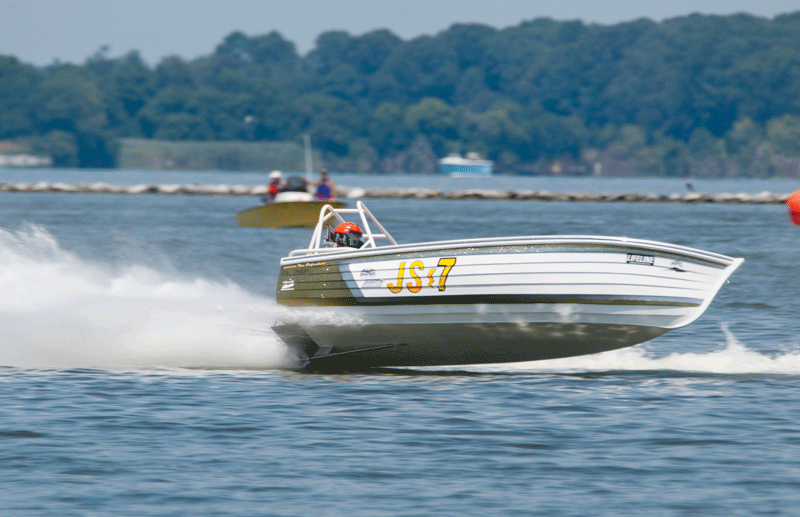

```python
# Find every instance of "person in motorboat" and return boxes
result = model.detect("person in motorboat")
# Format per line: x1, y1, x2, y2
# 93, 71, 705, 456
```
310, 169, 335, 201
263, 173, 308, 204
265, 170, 285, 203
328, 221, 364, 248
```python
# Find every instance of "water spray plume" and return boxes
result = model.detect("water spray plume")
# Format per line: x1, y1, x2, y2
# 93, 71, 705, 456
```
0, 225, 299, 369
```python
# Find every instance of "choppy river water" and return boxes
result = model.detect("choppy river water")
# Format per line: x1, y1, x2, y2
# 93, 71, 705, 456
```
1, 169, 799, 516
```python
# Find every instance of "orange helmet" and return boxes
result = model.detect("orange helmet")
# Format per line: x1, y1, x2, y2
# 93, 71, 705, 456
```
333, 222, 364, 248
334, 222, 362, 235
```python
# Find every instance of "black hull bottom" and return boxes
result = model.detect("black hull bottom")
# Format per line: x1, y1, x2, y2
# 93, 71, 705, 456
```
273, 322, 670, 371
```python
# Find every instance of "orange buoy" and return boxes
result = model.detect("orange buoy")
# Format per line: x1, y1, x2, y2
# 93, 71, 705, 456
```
789, 189, 800, 225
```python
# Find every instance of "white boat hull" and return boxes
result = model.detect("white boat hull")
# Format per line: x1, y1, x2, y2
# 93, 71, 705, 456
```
439, 154, 493, 175
274, 235, 742, 368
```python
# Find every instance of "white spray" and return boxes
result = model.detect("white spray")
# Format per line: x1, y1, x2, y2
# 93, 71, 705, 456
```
0, 224, 298, 369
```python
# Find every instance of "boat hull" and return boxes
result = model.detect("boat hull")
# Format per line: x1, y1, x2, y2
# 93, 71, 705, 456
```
237, 201, 346, 228
274, 236, 742, 368
440, 163, 493, 176
274, 320, 668, 369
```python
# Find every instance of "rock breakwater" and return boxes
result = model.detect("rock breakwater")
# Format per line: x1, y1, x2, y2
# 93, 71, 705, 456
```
0, 182, 791, 204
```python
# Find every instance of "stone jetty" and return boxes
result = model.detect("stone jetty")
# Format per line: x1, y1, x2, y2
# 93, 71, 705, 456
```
0, 182, 791, 204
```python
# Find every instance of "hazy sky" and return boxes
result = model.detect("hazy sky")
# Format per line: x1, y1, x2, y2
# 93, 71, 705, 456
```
2, 0, 798, 66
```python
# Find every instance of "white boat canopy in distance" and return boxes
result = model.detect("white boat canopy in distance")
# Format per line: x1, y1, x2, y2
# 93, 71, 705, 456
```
439, 152, 493, 175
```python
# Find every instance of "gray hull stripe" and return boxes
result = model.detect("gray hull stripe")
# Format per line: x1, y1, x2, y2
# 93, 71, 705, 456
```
277, 293, 703, 307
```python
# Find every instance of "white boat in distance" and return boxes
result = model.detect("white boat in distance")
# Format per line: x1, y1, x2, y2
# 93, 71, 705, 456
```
440, 152, 493, 176
273, 201, 743, 370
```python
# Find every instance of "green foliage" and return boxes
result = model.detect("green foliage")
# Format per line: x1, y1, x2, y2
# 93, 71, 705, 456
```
767, 115, 800, 155
118, 138, 305, 171
687, 128, 726, 158
296, 92, 362, 156
726, 117, 763, 159
26, 64, 117, 167
3, 12, 800, 174
404, 98, 458, 156
32, 65, 108, 134
0, 56, 42, 137
367, 102, 411, 152
26, 130, 79, 167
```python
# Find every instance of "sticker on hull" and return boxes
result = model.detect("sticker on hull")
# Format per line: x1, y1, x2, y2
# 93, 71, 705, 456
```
347, 258, 456, 297
626, 253, 655, 265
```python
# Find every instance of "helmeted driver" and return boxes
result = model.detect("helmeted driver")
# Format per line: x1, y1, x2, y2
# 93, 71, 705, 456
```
332, 222, 364, 248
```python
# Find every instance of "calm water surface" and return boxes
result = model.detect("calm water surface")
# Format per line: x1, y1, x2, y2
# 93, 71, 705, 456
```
1, 169, 800, 516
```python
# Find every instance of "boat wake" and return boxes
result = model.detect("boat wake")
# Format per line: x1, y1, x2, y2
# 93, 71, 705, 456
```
429, 324, 800, 377
0, 224, 296, 370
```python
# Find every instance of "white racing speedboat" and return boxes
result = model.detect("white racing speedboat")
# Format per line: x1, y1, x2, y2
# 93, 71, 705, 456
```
273, 201, 743, 369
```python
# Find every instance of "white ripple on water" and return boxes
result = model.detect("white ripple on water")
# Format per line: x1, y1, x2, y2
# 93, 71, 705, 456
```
452, 324, 800, 376
0, 224, 296, 369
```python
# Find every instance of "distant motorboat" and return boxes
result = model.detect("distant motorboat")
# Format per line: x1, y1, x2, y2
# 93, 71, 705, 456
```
236, 135, 346, 228
236, 193, 346, 228
236, 176, 345, 228
440, 152, 493, 176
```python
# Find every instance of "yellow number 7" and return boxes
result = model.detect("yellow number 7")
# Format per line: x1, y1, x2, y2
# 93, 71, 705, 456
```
437, 258, 456, 291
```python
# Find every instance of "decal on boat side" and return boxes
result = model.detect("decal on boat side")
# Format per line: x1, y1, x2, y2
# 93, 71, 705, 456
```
281, 280, 295, 291
387, 258, 456, 294
670, 259, 686, 272
626, 253, 655, 265
359, 268, 383, 287
282, 262, 325, 269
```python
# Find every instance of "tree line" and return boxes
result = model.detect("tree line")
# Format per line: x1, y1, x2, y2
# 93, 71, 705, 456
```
1, 11, 800, 176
